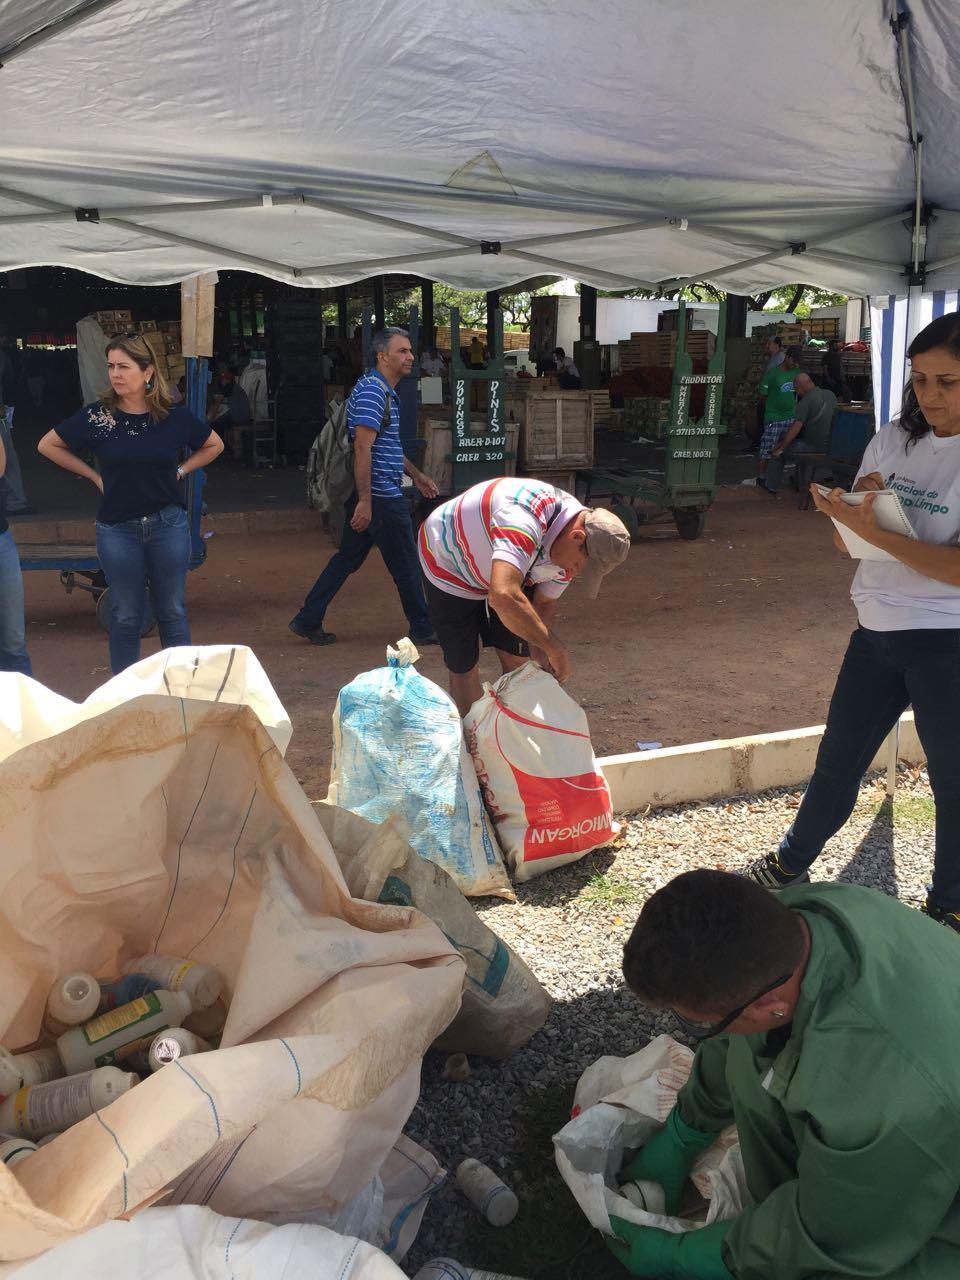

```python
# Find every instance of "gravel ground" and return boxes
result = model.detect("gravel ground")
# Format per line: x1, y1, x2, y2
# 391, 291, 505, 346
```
403, 765, 936, 1275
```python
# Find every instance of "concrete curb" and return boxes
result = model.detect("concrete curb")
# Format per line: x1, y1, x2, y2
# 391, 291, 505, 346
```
598, 713, 924, 813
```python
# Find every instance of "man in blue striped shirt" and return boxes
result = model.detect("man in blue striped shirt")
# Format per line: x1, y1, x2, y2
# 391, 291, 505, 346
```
289, 328, 439, 645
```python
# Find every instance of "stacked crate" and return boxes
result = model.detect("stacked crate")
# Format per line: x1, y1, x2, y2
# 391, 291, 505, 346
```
623, 396, 672, 439
587, 389, 612, 429
138, 320, 185, 384
618, 330, 716, 372
92, 308, 133, 333
723, 333, 768, 433
806, 316, 841, 340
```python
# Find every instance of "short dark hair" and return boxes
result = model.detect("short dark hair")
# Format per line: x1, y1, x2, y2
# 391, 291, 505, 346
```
372, 327, 409, 358
622, 870, 805, 1010
784, 344, 804, 363
770, 336, 783, 348
554, 347, 565, 357
899, 312, 960, 449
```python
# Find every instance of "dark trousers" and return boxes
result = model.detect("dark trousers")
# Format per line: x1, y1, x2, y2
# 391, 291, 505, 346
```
294, 492, 433, 638
781, 626, 960, 910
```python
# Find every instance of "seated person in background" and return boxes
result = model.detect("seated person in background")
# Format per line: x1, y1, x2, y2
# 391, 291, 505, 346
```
207, 369, 252, 460
553, 346, 581, 389
420, 347, 445, 378
761, 373, 837, 494
609, 870, 960, 1280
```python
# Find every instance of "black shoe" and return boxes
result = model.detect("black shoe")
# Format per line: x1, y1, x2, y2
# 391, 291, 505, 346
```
412, 632, 440, 647
921, 897, 960, 934
742, 850, 811, 891
288, 619, 337, 645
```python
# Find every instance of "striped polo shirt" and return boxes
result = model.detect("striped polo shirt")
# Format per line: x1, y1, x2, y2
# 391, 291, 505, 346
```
418, 477, 582, 601
347, 370, 404, 498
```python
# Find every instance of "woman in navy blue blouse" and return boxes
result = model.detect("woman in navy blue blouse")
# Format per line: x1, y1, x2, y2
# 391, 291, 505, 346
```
39, 332, 223, 672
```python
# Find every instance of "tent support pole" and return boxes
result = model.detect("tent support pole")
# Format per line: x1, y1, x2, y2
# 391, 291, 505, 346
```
660, 210, 916, 292
0, 183, 298, 277
0, 0, 125, 68
420, 280, 434, 349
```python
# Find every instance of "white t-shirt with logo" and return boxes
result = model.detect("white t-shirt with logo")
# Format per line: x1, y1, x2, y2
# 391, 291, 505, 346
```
851, 422, 960, 630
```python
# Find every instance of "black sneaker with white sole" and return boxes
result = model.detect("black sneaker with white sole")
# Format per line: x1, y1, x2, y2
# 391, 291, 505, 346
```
743, 850, 811, 891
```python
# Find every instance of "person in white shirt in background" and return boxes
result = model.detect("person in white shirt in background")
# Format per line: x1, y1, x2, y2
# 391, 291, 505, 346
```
420, 348, 445, 378
745, 313, 960, 934
553, 346, 581, 389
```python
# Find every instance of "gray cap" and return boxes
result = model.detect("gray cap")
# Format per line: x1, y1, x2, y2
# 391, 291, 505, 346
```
580, 507, 631, 598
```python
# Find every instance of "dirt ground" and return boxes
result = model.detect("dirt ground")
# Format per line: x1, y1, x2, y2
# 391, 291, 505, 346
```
18, 484, 858, 797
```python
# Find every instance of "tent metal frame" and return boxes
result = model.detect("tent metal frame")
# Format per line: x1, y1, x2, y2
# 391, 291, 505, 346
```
0, 0, 125, 68
0, 179, 916, 294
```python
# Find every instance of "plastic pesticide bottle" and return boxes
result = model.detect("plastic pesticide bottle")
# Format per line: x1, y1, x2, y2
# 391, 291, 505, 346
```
0, 1067, 136, 1138
455, 1159, 519, 1227
412, 1262, 529, 1280
43, 972, 101, 1036
97, 974, 162, 1012
0, 1046, 65, 1098
621, 1179, 667, 1215
56, 990, 192, 1074
121, 955, 222, 1011
0, 1135, 38, 1166
147, 1028, 211, 1072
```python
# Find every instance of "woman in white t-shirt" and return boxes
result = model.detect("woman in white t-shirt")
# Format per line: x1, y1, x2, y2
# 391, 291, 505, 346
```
746, 313, 960, 932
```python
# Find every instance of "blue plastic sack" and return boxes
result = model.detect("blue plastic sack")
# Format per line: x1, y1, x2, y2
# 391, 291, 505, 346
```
327, 640, 512, 898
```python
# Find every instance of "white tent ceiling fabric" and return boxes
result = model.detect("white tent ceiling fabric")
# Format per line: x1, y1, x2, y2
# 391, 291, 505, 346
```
0, 0, 959, 294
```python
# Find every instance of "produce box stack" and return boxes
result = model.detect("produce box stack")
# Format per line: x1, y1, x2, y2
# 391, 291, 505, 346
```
138, 319, 185, 385
622, 395, 671, 439
806, 316, 841, 341
618, 330, 716, 373
91, 308, 133, 334
587, 389, 612, 430
723, 331, 768, 433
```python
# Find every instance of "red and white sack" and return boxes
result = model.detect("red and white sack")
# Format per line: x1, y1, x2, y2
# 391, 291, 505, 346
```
464, 662, 614, 881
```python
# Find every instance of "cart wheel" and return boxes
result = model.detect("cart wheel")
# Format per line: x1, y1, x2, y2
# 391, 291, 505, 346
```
95, 589, 157, 636
610, 499, 641, 542
673, 508, 705, 540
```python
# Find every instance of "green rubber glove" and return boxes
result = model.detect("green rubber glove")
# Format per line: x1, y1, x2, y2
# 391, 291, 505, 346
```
617, 1106, 718, 1214
605, 1216, 734, 1280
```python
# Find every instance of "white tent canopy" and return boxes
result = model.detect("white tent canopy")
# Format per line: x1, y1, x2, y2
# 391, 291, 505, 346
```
0, 0, 958, 295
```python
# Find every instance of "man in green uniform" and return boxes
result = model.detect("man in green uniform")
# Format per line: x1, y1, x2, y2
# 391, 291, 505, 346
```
606, 870, 960, 1279
755, 346, 801, 489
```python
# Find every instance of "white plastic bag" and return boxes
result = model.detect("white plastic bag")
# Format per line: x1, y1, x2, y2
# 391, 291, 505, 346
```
0, 1205, 407, 1279
317, 805, 552, 1058
553, 1036, 748, 1238
463, 662, 614, 881
327, 641, 512, 899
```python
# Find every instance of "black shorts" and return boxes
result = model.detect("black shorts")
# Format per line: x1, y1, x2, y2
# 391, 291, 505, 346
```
423, 577, 530, 674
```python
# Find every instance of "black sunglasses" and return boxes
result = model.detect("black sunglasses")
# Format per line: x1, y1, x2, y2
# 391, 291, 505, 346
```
669, 972, 792, 1040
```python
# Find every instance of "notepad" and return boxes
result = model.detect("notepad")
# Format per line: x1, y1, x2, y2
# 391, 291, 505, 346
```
814, 486, 918, 561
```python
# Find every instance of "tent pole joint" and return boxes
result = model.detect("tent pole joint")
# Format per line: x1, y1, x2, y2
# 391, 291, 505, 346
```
889, 9, 911, 35
789, 242, 806, 255
480, 240, 501, 255
75, 207, 100, 223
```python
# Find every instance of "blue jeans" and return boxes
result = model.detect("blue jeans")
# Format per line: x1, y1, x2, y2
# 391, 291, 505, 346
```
294, 492, 433, 637
0, 528, 32, 675
781, 626, 960, 910
96, 504, 191, 673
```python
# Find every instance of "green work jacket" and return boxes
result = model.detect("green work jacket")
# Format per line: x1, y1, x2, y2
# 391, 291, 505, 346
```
676, 883, 960, 1279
